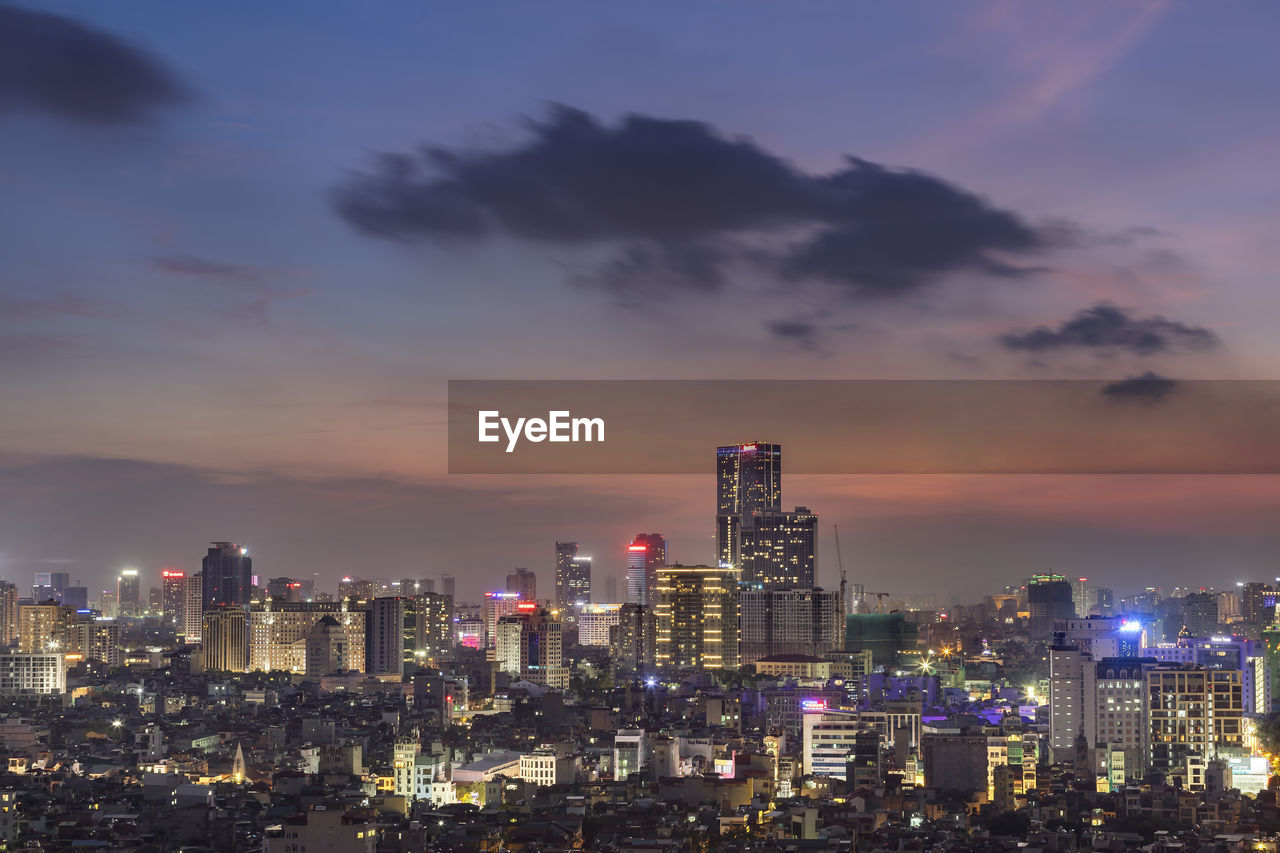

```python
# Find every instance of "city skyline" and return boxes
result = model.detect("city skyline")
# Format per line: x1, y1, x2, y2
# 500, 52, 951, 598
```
4, 2, 1280, 602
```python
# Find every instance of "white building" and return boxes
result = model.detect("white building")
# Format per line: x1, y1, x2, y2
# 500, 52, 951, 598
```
0, 653, 66, 695
577, 604, 622, 646
1048, 645, 1094, 762
519, 751, 576, 787
614, 729, 647, 780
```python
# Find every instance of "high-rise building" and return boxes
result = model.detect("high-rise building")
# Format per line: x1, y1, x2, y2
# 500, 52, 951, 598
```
441, 575, 455, 599
845, 613, 919, 669
554, 542, 591, 611
1027, 573, 1075, 640
17, 602, 75, 654
0, 583, 19, 647
202, 605, 248, 672
32, 572, 69, 604
1243, 582, 1275, 627
117, 569, 140, 617
1182, 592, 1219, 637
202, 542, 252, 609
610, 604, 656, 676
577, 603, 622, 646
604, 575, 618, 603
1095, 588, 1115, 617
1071, 577, 1096, 617
1048, 643, 1094, 764
495, 606, 566, 690
248, 601, 366, 673
338, 576, 378, 602
626, 533, 666, 607
505, 568, 536, 601
739, 588, 842, 664
483, 591, 523, 649
716, 442, 782, 570
408, 592, 454, 666
182, 572, 204, 642
161, 570, 185, 626
62, 586, 89, 611
1145, 666, 1244, 782
0, 653, 67, 695
397, 577, 434, 596
367, 597, 407, 676
738, 507, 818, 590
654, 563, 740, 671
305, 616, 355, 678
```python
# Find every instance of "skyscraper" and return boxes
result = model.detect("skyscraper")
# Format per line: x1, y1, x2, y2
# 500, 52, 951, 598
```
182, 572, 204, 642
161, 570, 185, 626
117, 569, 140, 617
0, 582, 18, 647
1182, 591, 1219, 637
554, 542, 592, 611
506, 568, 536, 601
1071, 577, 1096, 617
202, 542, 252, 609
739, 587, 842, 664
495, 605, 566, 690
441, 575, 456, 599
202, 605, 248, 672
610, 603, 656, 676
483, 591, 523, 649
716, 442, 782, 569
626, 533, 667, 607
738, 507, 818, 589
1027, 573, 1075, 641
654, 563, 740, 671
367, 597, 407, 676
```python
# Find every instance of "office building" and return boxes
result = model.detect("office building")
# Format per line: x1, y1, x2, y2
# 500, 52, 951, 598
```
845, 613, 919, 669
1057, 617, 1143, 659
1071, 577, 1095, 617
495, 605, 567, 690
182, 572, 203, 641
483, 591, 523, 649
716, 442, 782, 570
626, 533, 667, 607
117, 569, 140, 617
505, 568, 536, 601
1048, 644, 1094, 764
161, 570, 185, 626
0, 583, 18, 647
1182, 591, 1219, 637
1095, 587, 1115, 616
32, 572, 69, 604
248, 601, 366, 674
1028, 573, 1075, 640
17, 602, 75, 653
740, 587, 842, 664
1093, 657, 1156, 781
61, 586, 88, 611
554, 542, 591, 611
305, 616, 356, 677
610, 603, 656, 676
367, 597, 407, 676
654, 563, 740, 671
1243, 582, 1275, 628
0, 653, 66, 695
203, 605, 248, 672
410, 591, 454, 665
202, 542, 252, 609
577, 603, 622, 646
739, 507, 818, 590
1146, 666, 1244, 783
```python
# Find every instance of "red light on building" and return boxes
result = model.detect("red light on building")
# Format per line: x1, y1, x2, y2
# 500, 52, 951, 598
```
161, 570, 185, 578
627, 545, 647, 551
516, 602, 537, 611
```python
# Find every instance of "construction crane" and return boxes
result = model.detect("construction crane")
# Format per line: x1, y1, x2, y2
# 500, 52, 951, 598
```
834, 524, 848, 621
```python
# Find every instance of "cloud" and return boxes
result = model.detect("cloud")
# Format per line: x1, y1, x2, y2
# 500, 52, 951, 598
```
1000, 303, 1219, 356
334, 105, 1050, 299
153, 255, 261, 283
0, 4, 188, 124
1101, 371, 1179, 404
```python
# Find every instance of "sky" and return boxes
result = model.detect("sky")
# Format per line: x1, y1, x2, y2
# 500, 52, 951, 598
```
2, 1, 1280, 603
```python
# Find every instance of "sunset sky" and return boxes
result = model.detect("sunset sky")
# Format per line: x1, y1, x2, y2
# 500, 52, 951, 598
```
3, 1, 1279, 601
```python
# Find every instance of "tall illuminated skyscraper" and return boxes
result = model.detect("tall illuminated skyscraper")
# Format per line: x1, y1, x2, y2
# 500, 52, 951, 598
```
555, 542, 592, 611
117, 569, 140, 617
739, 507, 818, 589
626, 533, 667, 607
654, 563, 740, 671
202, 542, 252, 609
716, 442, 782, 568
161, 570, 185, 625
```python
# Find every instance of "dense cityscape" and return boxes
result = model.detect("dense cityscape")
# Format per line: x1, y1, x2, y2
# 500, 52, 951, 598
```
0, 442, 1277, 851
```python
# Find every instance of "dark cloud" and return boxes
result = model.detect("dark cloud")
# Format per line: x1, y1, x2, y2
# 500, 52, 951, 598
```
1101, 372, 1179, 404
1000, 303, 1219, 356
0, 5, 187, 124
576, 240, 728, 302
334, 105, 1049, 298
767, 319, 818, 341
153, 255, 261, 283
